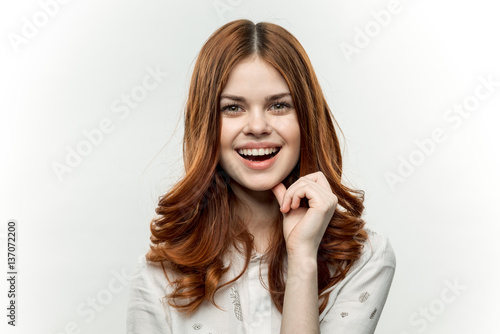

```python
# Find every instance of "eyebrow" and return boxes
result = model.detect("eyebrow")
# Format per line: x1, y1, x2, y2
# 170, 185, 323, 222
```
219, 92, 291, 102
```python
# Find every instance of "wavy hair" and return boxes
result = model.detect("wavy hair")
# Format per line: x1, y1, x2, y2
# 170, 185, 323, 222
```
146, 19, 368, 317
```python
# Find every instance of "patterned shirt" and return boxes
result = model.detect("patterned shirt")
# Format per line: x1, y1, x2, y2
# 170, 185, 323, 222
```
126, 229, 396, 334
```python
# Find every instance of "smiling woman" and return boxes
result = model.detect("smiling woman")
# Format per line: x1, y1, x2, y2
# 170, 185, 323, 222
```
219, 56, 301, 192
126, 19, 396, 334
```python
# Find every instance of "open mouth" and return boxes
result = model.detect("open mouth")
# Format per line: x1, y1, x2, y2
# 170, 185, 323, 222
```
237, 147, 281, 161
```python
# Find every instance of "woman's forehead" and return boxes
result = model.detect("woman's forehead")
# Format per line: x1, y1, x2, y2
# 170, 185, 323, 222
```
221, 58, 290, 100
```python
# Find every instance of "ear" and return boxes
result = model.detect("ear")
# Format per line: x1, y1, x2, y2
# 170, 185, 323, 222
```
271, 183, 286, 207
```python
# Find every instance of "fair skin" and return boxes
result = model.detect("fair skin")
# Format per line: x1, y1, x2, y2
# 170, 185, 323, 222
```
218, 55, 338, 334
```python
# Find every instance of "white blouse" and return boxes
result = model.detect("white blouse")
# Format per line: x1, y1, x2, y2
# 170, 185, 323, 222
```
126, 229, 396, 334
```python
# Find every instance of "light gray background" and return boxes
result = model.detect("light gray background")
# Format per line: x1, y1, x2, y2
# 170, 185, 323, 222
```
1, 0, 499, 333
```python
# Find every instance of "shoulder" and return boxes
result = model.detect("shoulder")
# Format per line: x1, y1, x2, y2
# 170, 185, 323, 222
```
322, 228, 396, 299
333, 228, 396, 287
359, 228, 396, 269
127, 255, 175, 332
130, 254, 177, 295
318, 228, 397, 325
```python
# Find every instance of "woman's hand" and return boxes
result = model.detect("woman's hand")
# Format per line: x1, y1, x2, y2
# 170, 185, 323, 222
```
272, 171, 337, 258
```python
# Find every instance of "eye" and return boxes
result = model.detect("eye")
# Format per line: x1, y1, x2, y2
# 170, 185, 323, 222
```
270, 101, 292, 112
221, 103, 242, 114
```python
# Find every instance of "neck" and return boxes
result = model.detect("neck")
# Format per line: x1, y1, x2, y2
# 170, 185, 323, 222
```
230, 181, 279, 213
229, 180, 280, 246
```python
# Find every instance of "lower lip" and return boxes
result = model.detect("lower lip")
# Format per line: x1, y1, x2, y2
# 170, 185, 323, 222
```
237, 150, 280, 170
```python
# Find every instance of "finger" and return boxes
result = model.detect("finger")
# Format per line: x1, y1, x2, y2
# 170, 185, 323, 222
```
282, 176, 310, 199
288, 184, 310, 210
289, 183, 334, 212
271, 182, 286, 207
281, 177, 314, 212
289, 184, 315, 210
302, 171, 330, 189
283, 183, 316, 212
290, 191, 304, 210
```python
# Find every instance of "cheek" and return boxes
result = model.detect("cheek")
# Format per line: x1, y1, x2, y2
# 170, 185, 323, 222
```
271, 118, 301, 146
290, 122, 301, 144
291, 128, 301, 161
220, 120, 236, 149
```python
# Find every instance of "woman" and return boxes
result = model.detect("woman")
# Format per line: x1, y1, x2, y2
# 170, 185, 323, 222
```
126, 19, 396, 334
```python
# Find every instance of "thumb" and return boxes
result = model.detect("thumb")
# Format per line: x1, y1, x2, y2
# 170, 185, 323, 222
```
271, 183, 286, 207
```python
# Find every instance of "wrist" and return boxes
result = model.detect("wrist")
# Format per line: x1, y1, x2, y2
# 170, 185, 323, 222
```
286, 246, 318, 260
286, 253, 318, 272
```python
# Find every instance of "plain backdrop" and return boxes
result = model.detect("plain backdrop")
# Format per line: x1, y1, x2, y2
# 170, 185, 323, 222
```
1, 0, 499, 333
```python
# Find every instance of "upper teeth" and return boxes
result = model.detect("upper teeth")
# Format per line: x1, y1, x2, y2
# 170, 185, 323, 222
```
238, 148, 279, 156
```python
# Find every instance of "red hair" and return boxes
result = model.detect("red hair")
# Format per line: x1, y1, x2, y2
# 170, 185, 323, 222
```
147, 19, 368, 317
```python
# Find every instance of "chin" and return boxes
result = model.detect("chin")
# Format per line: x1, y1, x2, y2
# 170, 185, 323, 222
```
243, 183, 275, 192
233, 177, 278, 192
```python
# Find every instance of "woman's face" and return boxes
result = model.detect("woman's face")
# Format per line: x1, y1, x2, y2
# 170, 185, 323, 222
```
218, 56, 301, 193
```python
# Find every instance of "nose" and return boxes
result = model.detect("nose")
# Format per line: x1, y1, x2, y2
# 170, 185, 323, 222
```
243, 110, 271, 137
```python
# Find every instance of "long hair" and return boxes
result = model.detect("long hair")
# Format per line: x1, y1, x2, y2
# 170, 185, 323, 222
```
147, 19, 368, 317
